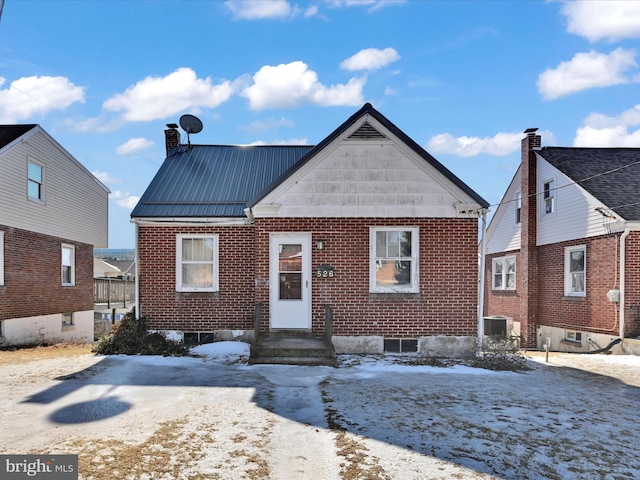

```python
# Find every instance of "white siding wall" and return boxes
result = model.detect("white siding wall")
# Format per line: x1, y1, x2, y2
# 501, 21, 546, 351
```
256, 138, 477, 218
536, 156, 609, 246
0, 129, 108, 246
486, 169, 522, 255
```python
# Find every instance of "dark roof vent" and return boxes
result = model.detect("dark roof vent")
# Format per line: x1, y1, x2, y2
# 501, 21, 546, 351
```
348, 121, 386, 140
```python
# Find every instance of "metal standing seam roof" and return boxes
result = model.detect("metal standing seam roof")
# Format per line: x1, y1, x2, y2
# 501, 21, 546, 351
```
131, 144, 314, 218
537, 146, 640, 221
132, 103, 490, 219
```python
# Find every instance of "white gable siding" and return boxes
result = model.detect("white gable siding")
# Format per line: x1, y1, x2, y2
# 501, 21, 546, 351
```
254, 118, 481, 218
0, 129, 108, 247
536, 155, 610, 246
486, 169, 521, 255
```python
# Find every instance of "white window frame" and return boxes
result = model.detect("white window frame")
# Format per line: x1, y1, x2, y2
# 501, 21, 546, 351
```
0, 230, 4, 286
515, 192, 522, 224
565, 331, 582, 342
176, 234, 219, 292
542, 179, 555, 216
61, 244, 75, 286
27, 158, 45, 203
564, 245, 586, 297
492, 255, 516, 290
369, 227, 419, 293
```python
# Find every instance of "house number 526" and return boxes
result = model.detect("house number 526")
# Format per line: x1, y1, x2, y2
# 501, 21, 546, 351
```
316, 265, 335, 278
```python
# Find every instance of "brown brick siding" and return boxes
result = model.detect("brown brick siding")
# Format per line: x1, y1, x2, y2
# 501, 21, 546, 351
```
485, 233, 634, 338
138, 217, 479, 337
0, 225, 93, 320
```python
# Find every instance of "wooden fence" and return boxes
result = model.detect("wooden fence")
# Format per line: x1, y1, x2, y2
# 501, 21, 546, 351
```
94, 277, 135, 307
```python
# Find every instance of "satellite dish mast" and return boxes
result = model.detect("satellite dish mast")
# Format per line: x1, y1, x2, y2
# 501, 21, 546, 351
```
179, 114, 203, 148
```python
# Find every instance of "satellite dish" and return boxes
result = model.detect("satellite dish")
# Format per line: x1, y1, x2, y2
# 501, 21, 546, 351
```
179, 114, 203, 134
179, 114, 203, 148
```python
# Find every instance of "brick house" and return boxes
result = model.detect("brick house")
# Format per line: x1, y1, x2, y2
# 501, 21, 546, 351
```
132, 104, 489, 357
483, 128, 640, 354
0, 125, 109, 345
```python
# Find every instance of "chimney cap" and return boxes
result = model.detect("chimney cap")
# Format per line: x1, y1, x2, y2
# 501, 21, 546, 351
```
166, 123, 179, 129
524, 127, 538, 134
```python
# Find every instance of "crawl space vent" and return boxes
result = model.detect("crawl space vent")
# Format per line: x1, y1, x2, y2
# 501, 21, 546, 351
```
348, 121, 387, 140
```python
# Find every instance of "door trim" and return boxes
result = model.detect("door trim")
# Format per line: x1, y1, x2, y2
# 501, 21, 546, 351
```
269, 233, 312, 330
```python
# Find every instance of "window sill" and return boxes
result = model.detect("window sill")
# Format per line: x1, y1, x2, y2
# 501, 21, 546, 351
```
560, 339, 582, 346
61, 325, 75, 332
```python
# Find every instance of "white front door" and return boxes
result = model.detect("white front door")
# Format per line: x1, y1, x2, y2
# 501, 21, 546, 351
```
269, 234, 311, 329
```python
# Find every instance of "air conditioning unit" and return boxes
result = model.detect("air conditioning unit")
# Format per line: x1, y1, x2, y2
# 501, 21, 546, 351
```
483, 316, 507, 336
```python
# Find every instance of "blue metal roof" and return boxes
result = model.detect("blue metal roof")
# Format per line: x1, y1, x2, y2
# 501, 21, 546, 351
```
131, 145, 313, 218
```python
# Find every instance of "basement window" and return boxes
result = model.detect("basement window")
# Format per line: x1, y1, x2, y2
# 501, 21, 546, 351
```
61, 313, 74, 330
565, 331, 582, 343
384, 338, 418, 353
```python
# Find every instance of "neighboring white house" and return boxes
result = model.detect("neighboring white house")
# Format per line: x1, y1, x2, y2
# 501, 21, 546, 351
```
0, 125, 109, 346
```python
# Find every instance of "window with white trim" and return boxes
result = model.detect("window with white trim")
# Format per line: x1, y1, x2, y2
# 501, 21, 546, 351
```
515, 192, 522, 224
370, 227, 419, 293
61, 244, 75, 286
492, 256, 516, 290
0, 231, 4, 286
543, 179, 555, 215
28, 160, 44, 202
176, 234, 218, 292
565, 245, 586, 297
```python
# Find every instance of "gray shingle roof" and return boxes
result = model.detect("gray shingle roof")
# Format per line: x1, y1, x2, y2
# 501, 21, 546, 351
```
537, 147, 640, 221
131, 144, 314, 218
0, 125, 37, 149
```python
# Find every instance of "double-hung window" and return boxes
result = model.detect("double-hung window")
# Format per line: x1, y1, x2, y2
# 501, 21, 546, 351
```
370, 227, 419, 293
565, 245, 586, 297
492, 256, 516, 290
176, 234, 218, 292
543, 179, 555, 215
28, 160, 44, 202
61, 244, 75, 286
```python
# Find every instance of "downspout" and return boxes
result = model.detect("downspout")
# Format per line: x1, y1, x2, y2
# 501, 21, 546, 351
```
134, 221, 140, 320
478, 210, 488, 345
619, 224, 631, 340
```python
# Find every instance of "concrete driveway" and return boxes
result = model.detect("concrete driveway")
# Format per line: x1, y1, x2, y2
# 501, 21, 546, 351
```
1, 345, 639, 480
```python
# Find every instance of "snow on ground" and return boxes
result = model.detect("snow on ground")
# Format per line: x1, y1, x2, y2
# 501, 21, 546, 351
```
1, 343, 640, 479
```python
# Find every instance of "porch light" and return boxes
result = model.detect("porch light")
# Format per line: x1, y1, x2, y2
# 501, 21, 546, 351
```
316, 240, 324, 250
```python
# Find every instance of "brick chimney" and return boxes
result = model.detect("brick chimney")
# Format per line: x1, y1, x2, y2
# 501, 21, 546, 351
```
164, 123, 180, 156
519, 128, 541, 348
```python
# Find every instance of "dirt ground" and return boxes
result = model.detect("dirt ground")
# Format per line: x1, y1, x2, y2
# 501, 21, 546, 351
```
1, 345, 639, 480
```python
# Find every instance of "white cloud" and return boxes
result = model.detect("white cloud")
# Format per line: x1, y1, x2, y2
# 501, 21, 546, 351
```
241, 61, 364, 110
574, 105, 640, 146
340, 48, 400, 71
0, 75, 85, 123
224, 0, 293, 19
329, 0, 405, 12
116, 137, 155, 156
92, 170, 121, 185
536, 48, 638, 101
239, 117, 295, 132
561, 0, 640, 42
426, 132, 524, 157
103, 68, 234, 122
110, 190, 140, 209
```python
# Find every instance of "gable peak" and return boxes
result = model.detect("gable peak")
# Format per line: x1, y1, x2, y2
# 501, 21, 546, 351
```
347, 120, 387, 140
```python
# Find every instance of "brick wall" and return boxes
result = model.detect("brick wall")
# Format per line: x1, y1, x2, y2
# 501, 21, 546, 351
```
0, 225, 93, 320
623, 231, 640, 337
137, 224, 256, 331
485, 234, 626, 337
138, 218, 480, 337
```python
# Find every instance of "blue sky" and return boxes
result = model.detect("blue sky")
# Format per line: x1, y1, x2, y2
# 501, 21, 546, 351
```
1, 0, 640, 248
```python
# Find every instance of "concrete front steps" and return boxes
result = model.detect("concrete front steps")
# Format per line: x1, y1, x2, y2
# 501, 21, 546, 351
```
249, 330, 337, 367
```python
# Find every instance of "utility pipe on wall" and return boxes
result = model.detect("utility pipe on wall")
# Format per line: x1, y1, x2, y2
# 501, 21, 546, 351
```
619, 224, 631, 340
478, 210, 488, 345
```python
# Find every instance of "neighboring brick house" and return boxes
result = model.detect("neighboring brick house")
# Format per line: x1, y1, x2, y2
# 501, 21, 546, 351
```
132, 104, 489, 357
483, 128, 640, 354
0, 125, 109, 345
